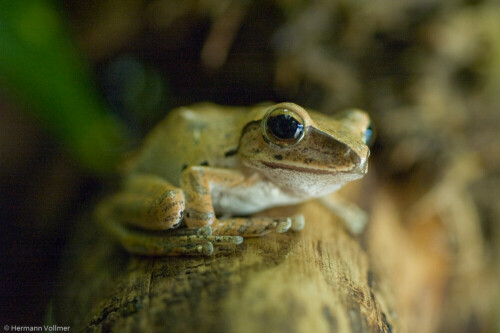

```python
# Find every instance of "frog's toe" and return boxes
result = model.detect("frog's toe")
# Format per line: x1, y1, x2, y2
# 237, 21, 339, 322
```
290, 214, 305, 231
207, 235, 244, 245
187, 242, 214, 256
275, 218, 293, 233
121, 234, 215, 256
168, 225, 213, 236
163, 228, 243, 255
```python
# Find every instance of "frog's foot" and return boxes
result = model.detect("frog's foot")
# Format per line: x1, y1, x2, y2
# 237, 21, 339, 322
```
210, 214, 305, 237
290, 214, 306, 231
319, 196, 368, 234
107, 222, 243, 256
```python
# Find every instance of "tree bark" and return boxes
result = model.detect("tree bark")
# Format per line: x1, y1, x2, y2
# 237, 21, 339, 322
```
55, 196, 397, 333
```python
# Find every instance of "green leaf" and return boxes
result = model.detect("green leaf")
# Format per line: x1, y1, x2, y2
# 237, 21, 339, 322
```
0, 0, 130, 173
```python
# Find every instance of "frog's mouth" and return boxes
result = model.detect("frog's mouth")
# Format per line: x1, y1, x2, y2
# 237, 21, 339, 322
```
260, 161, 351, 175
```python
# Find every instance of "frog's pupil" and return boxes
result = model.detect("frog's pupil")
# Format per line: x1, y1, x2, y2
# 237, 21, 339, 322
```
267, 114, 304, 140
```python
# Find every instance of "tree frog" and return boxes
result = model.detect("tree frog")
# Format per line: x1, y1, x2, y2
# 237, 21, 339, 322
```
97, 102, 371, 256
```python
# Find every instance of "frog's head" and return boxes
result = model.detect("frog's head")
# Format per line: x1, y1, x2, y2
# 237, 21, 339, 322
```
238, 103, 372, 197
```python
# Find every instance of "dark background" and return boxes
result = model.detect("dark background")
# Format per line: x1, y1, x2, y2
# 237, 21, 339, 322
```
1, 0, 498, 331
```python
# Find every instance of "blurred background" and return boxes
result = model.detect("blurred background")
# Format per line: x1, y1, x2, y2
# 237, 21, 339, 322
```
0, 0, 498, 331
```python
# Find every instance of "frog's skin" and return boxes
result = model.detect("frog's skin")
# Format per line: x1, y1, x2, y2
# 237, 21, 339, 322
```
97, 102, 371, 256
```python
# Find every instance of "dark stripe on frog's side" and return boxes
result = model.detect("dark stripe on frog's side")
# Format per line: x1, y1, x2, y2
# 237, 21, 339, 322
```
224, 147, 238, 158
185, 209, 214, 221
181, 161, 209, 172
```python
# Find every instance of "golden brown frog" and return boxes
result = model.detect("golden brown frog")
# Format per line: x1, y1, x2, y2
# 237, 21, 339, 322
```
97, 102, 371, 256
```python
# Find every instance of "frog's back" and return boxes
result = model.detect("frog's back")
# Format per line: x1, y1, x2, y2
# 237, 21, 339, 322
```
125, 103, 248, 186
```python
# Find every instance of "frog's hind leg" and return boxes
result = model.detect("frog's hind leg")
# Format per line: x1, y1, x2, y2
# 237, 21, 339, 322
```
96, 174, 242, 256
101, 174, 186, 231
211, 214, 305, 237
104, 221, 215, 256
99, 219, 241, 256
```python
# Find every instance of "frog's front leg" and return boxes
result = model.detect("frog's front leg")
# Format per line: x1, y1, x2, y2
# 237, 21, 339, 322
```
97, 174, 242, 256
181, 166, 305, 236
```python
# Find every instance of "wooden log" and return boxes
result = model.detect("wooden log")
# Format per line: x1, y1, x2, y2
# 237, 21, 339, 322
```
55, 196, 397, 333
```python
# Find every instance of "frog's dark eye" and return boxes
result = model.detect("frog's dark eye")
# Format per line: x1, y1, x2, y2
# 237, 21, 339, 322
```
262, 107, 305, 146
362, 122, 375, 146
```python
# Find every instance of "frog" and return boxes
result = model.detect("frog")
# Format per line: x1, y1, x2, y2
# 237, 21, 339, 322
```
96, 102, 372, 256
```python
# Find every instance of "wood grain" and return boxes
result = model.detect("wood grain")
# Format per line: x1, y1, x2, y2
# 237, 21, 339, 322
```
55, 198, 395, 333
